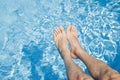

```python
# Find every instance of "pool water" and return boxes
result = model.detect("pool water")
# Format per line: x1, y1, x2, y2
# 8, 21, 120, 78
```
0, 0, 120, 80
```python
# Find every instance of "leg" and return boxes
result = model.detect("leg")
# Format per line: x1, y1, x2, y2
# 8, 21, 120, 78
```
54, 26, 93, 80
67, 25, 120, 80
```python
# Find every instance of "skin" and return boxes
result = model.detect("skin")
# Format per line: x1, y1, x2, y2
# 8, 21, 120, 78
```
53, 25, 120, 80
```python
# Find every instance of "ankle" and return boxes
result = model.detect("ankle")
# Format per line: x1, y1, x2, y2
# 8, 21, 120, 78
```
61, 49, 72, 59
64, 56, 72, 64
76, 47, 85, 57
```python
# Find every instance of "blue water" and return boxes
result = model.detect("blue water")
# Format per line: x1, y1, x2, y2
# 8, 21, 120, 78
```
0, 0, 120, 80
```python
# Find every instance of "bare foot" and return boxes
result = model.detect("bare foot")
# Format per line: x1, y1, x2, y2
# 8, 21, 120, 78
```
67, 25, 83, 58
54, 26, 70, 58
54, 26, 93, 80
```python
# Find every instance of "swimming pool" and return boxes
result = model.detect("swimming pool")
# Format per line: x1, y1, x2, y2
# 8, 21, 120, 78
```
0, 0, 120, 80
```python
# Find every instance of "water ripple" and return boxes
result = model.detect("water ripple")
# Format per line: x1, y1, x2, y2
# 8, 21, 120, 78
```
0, 0, 120, 80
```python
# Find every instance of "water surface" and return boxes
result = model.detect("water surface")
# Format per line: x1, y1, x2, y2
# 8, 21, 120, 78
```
0, 0, 120, 80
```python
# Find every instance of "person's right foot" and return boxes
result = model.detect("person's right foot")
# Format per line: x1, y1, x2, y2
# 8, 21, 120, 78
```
67, 25, 83, 58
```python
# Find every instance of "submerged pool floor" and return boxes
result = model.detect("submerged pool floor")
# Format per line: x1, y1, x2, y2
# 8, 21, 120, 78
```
0, 0, 120, 80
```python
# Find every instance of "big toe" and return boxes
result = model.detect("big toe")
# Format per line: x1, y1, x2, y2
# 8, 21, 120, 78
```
67, 25, 72, 33
71, 25, 77, 33
59, 26, 64, 33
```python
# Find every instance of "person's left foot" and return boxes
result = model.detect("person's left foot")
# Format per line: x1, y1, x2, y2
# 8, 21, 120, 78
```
54, 26, 70, 58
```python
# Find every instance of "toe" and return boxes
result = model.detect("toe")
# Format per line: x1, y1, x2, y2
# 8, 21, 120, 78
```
59, 26, 64, 33
54, 29, 57, 36
54, 29, 58, 38
53, 30, 58, 46
55, 27, 60, 38
58, 27, 62, 34
60, 26, 65, 34
67, 25, 72, 33
55, 27, 62, 40
71, 25, 78, 36
54, 28, 58, 34
56, 27, 60, 34
53, 31, 56, 37
71, 25, 77, 32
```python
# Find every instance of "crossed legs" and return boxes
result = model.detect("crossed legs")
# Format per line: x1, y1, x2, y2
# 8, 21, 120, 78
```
53, 25, 120, 80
